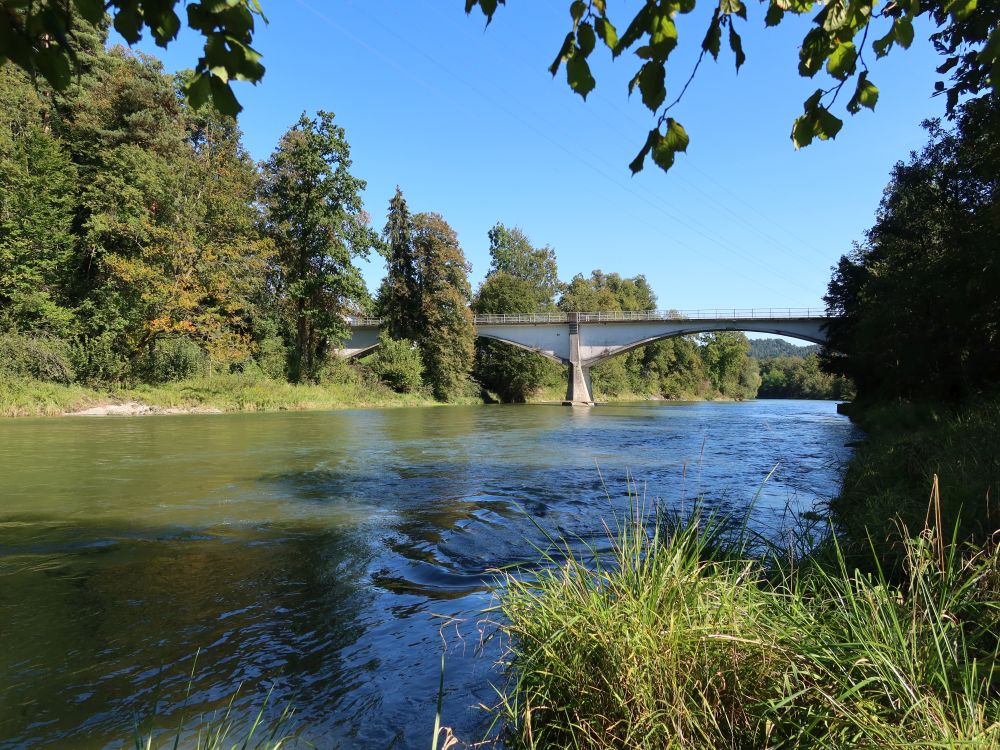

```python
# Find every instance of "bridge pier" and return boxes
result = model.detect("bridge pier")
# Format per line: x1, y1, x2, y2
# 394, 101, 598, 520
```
563, 315, 595, 406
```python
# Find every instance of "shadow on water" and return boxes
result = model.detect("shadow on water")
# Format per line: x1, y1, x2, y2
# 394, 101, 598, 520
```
0, 401, 861, 749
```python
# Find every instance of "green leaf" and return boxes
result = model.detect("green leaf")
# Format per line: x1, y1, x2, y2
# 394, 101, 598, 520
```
803, 88, 823, 110
636, 61, 666, 111
651, 119, 689, 172
566, 52, 596, 99
872, 27, 894, 57
893, 16, 914, 49
549, 32, 574, 75
34, 47, 71, 90
729, 25, 746, 72
702, 16, 722, 59
647, 13, 678, 59
577, 22, 596, 57
570, 1, 587, 22
720, 0, 748, 19
185, 71, 212, 109
814, 107, 843, 139
846, 71, 879, 113
208, 73, 242, 115
798, 28, 834, 77
663, 118, 689, 152
615, 3, 654, 56
765, 3, 785, 26
113, 5, 143, 44
945, 0, 977, 21
595, 16, 618, 49
629, 128, 660, 174
73, 0, 105, 23
826, 41, 857, 80
792, 114, 816, 148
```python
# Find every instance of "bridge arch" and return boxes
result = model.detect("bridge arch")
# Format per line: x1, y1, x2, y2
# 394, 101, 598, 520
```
581, 323, 828, 368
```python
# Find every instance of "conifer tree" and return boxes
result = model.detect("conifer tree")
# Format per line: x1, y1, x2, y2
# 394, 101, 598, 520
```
377, 187, 421, 341
412, 212, 474, 400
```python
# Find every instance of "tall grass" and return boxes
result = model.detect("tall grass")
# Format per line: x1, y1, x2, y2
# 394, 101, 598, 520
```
491, 487, 1000, 749
123, 657, 297, 750
0, 375, 105, 416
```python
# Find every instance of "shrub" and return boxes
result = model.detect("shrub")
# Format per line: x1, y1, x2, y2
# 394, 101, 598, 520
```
254, 335, 288, 380
367, 333, 424, 393
70, 332, 130, 384
0, 332, 75, 383
134, 336, 210, 383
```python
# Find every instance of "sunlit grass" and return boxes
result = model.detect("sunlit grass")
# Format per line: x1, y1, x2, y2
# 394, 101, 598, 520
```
490, 487, 1000, 749
0, 376, 105, 416
0, 373, 454, 417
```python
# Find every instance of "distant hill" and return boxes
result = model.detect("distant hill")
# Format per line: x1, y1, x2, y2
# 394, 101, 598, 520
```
749, 338, 821, 360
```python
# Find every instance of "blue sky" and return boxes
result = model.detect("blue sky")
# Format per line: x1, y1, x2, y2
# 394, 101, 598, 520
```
116, 1, 947, 312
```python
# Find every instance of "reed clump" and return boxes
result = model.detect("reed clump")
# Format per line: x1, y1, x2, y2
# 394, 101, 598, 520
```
493, 492, 1000, 749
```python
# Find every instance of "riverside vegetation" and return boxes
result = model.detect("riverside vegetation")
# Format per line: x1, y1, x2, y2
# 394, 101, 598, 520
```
0, 17, 833, 418
4, 12, 998, 750
481, 95, 1000, 747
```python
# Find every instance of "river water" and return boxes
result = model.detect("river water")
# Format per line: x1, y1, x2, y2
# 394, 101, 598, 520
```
0, 400, 858, 749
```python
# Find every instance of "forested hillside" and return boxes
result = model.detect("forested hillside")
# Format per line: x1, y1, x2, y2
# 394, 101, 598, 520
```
748, 339, 819, 359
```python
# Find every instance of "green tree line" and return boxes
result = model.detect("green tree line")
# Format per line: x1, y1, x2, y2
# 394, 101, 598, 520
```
0, 20, 832, 406
822, 94, 1000, 403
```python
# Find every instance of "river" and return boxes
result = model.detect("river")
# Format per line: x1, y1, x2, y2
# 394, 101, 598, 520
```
0, 400, 859, 749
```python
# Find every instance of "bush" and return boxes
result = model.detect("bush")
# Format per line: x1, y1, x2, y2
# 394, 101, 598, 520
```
70, 332, 130, 384
367, 334, 424, 393
134, 336, 210, 383
0, 332, 75, 383
255, 335, 288, 380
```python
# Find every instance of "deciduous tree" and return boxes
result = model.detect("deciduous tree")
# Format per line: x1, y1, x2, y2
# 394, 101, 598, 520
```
261, 111, 379, 382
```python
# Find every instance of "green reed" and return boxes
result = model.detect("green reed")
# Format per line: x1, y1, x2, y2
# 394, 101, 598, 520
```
490, 482, 1000, 749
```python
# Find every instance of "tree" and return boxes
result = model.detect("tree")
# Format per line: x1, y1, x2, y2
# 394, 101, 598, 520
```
758, 354, 854, 399
376, 187, 421, 341
412, 212, 475, 400
485, 223, 561, 309
700, 331, 756, 399
466, 1, 999, 173
261, 111, 379, 382
473, 224, 564, 402
367, 330, 423, 393
5, 2, 997, 172
0, 0, 265, 115
823, 95, 1000, 402
0, 69, 77, 336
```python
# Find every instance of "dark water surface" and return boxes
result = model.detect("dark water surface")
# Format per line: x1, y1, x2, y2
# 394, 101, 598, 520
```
0, 400, 859, 749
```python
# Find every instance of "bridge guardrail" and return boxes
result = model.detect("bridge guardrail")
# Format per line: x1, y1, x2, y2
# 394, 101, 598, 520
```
473, 308, 828, 324
347, 309, 828, 327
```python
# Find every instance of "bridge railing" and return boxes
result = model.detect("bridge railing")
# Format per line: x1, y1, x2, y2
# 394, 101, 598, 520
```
474, 308, 828, 324
347, 309, 828, 327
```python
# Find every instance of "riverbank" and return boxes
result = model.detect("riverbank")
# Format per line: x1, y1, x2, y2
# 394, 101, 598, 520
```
830, 396, 1000, 570
2, 375, 789, 417
486, 396, 1000, 747
0, 374, 446, 417
492, 503, 1000, 749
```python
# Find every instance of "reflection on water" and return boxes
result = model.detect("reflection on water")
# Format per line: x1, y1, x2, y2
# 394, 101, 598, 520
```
0, 401, 859, 749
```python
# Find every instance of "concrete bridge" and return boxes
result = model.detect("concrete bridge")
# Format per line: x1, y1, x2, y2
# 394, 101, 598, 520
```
340, 308, 830, 405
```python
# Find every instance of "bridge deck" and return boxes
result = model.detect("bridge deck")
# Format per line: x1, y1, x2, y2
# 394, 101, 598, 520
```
347, 308, 828, 327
